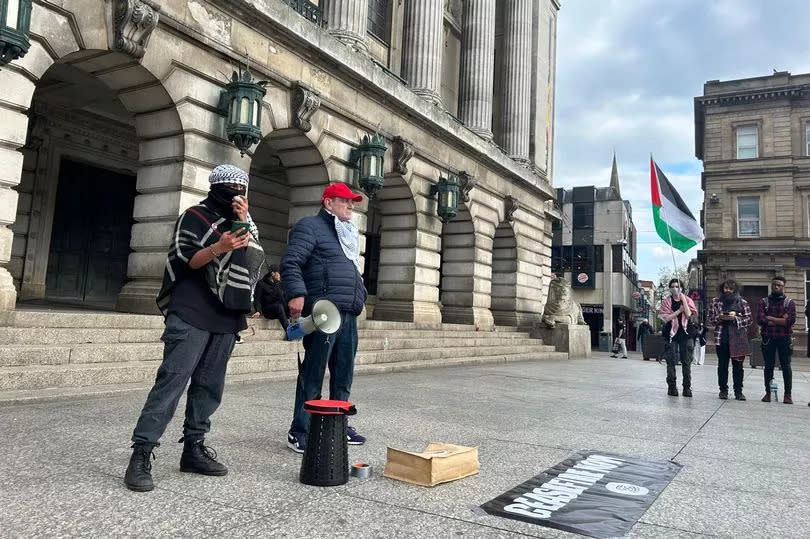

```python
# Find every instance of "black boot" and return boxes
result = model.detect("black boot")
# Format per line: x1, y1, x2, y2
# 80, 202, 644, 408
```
667, 384, 679, 397
179, 438, 228, 476
125, 443, 156, 492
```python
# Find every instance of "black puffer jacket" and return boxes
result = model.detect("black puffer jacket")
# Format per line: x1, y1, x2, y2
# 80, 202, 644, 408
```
280, 209, 367, 316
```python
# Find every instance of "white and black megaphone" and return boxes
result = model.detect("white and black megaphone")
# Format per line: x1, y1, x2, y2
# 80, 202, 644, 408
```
285, 299, 342, 341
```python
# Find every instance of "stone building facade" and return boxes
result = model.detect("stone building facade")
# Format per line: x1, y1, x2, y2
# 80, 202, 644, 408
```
551, 157, 640, 347
695, 70, 810, 337
0, 0, 560, 329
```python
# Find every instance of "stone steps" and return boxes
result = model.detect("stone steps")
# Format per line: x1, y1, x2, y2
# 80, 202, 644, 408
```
0, 326, 532, 345
0, 350, 567, 404
0, 345, 563, 391
0, 309, 564, 399
0, 337, 551, 367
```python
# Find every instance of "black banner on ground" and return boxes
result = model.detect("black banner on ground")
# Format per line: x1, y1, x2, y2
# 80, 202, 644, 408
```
480, 451, 682, 538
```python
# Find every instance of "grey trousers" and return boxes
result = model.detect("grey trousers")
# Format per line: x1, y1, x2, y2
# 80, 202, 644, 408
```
131, 314, 236, 445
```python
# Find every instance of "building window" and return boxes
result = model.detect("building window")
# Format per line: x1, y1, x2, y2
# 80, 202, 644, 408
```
572, 203, 593, 229
806, 123, 810, 156
367, 0, 389, 42
737, 196, 760, 237
736, 125, 758, 159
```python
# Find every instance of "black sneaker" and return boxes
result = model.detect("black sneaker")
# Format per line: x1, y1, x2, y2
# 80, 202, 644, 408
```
346, 425, 366, 445
682, 388, 693, 398
179, 438, 228, 476
287, 433, 306, 454
735, 392, 746, 401
667, 386, 679, 397
719, 390, 728, 400
124, 443, 156, 492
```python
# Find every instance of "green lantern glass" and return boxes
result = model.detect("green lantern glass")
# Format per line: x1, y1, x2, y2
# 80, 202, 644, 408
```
0, 0, 32, 66
219, 67, 267, 156
355, 133, 386, 199
430, 174, 460, 223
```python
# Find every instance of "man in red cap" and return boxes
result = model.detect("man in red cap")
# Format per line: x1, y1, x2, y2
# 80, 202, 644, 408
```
280, 182, 367, 453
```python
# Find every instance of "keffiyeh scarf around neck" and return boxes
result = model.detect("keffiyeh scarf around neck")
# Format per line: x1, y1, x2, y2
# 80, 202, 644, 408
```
330, 213, 361, 271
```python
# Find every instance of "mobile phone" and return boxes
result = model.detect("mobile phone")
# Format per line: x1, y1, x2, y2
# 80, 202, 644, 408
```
231, 220, 250, 234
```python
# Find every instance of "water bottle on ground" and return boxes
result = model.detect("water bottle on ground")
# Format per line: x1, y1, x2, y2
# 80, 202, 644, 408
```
769, 381, 779, 403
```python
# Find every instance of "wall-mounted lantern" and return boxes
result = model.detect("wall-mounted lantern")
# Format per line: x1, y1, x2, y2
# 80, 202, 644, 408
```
430, 174, 460, 223
351, 133, 387, 199
219, 66, 267, 156
709, 193, 719, 205
0, 0, 32, 66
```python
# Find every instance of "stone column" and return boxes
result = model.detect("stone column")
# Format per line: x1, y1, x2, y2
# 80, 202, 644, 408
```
401, 0, 444, 105
326, 0, 370, 53
459, 0, 496, 140
498, 0, 533, 163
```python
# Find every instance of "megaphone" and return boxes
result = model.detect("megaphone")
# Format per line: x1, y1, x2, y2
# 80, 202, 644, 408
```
285, 299, 342, 340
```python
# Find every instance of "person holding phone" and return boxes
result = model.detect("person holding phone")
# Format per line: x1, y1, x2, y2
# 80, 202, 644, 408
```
124, 164, 264, 492
708, 279, 752, 401
658, 278, 697, 397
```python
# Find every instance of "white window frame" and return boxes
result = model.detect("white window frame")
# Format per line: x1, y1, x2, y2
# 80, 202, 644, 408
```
737, 196, 761, 238
736, 125, 759, 159
806, 122, 810, 156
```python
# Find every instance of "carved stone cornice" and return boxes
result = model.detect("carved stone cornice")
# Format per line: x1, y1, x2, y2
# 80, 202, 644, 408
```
458, 170, 476, 203
291, 82, 321, 132
697, 87, 806, 108
504, 194, 519, 222
392, 136, 414, 175
109, 0, 160, 59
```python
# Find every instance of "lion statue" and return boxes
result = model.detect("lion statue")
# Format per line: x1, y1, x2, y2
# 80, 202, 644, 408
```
541, 277, 586, 328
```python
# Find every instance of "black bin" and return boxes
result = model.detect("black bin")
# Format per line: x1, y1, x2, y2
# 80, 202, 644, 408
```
299, 399, 357, 487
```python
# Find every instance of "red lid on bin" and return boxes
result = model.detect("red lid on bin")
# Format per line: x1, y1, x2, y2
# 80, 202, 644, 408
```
304, 399, 357, 415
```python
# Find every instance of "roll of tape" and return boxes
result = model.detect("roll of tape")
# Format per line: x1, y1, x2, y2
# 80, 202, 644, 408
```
351, 462, 372, 479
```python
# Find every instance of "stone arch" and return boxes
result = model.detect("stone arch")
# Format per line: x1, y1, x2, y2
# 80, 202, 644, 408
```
365, 173, 425, 322
248, 129, 330, 266
1, 7, 187, 312
491, 220, 519, 326
438, 201, 494, 329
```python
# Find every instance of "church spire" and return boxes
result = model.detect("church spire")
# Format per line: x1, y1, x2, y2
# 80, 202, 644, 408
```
609, 152, 621, 199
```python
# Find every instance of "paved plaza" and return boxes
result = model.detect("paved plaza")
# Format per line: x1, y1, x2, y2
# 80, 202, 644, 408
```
2, 353, 810, 538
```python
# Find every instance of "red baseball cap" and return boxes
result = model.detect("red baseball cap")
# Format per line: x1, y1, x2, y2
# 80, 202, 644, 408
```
321, 182, 363, 202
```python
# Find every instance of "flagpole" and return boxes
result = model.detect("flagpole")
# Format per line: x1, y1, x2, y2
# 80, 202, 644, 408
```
652, 154, 680, 276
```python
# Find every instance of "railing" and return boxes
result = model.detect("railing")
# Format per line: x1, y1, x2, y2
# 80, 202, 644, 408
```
280, 0, 326, 27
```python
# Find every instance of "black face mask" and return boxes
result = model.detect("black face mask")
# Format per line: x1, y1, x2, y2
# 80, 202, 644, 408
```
206, 185, 245, 219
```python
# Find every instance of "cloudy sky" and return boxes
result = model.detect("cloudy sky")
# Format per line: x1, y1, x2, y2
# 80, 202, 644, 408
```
554, 0, 810, 283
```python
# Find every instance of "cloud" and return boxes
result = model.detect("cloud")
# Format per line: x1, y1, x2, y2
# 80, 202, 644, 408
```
553, 0, 810, 281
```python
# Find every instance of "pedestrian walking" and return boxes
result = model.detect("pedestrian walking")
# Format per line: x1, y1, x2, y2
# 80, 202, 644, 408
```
282, 182, 368, 454
692, 322, 707, 365
659, 279, 697, 397
637, 319, 653, 360
708, 280, 752, 400
124, 165, 264, 492
610, 321, 628, 359
757, 276, 796, 404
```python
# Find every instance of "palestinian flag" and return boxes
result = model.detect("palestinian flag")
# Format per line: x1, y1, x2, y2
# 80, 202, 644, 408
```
650, 158, 704, 252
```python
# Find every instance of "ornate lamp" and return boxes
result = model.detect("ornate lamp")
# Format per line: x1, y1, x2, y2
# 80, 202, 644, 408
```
430, 174, 460, 223
219, 66, 267, 156
0, 0, 32, 66
351, 133, 386, 199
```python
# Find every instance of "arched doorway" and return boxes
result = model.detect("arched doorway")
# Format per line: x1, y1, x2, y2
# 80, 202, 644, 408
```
248, 129, 330, 268
15, 54, 152, 309
491, 221, 519, 326
362, 174, 425, 322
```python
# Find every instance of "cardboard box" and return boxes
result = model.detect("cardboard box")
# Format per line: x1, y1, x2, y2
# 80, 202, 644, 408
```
383, 442, 480, 487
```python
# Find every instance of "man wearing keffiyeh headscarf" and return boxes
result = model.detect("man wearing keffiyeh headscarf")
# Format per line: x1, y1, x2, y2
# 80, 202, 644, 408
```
124, 164, 264, 492
280, 182, 368, 454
